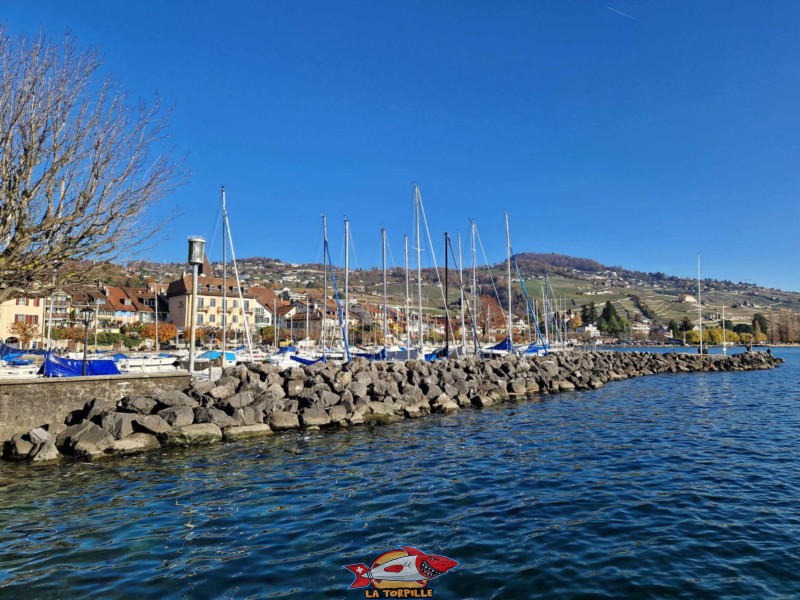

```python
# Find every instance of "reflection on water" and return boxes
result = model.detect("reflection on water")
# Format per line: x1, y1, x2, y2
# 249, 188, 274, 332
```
1, 349, 799, 598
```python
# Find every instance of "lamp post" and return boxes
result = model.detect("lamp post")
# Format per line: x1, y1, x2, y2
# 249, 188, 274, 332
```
187, 236, 206, 374
79, 307, 95, 376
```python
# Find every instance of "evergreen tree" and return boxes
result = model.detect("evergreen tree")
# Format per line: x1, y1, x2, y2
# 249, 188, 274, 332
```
680, 317, 694, 332
752, 313, 769, 335
667, 319, 679, 336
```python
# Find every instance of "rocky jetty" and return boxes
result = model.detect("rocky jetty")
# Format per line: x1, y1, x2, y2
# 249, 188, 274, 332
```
2, 350, 781, 464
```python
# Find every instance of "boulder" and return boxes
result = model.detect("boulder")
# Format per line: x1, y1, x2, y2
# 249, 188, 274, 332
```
300, 404, 331, 427
470, 395, 495, 408
222, 424, 274, 442
220, 391, 256, 411
157, 406, 195, 428
28, 427, 51, 445
208, 384, 236, 400
56, 421, 114, 459
110, 433, 161, 455
117, 395, 158, 415
193, 406, 239, 429
29, 440, 61, 463
161, 424, 223, 446
4, 435, 33, 461
269, 411, 301, 431
133, 415, 172, 435
327, 405, 348, 423
284, 378, 305, 397
96, 412, 137, 440
318, 390, 341, 407
151, 389, 199, 409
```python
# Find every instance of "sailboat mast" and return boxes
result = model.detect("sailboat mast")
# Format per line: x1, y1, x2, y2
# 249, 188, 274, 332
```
505, 211, 513, 348
458, 233, 466, 349
471, 220, 478, 353
445, 231, 449, 354
222, 186, 227, 351
722, 303, 727, 356
322, 214, 328, 357
404, 234, 410, 359
415, 185, 423, 349
382, 226, 388, 351
698, 253, 703, 354
344, 218, 350, 350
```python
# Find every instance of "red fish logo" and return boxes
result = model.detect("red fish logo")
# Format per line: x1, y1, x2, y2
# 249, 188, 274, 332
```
344, 546, 458, 595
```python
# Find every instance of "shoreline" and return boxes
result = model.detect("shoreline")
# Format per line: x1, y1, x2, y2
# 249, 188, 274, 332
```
2, 350, 782, 465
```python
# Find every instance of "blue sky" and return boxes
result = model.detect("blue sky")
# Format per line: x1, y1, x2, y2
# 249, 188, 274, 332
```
5, 1, 800, 289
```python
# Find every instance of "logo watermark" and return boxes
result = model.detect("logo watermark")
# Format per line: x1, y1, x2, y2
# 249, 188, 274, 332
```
344, 546, 458, 598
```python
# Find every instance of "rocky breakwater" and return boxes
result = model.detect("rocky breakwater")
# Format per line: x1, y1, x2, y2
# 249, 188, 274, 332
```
2, 350, 781, 465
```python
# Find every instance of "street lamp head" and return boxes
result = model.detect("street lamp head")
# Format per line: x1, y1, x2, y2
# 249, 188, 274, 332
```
79, 307, 95, 324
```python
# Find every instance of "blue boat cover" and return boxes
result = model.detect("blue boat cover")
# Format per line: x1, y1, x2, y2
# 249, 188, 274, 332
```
524, 344, 549, 355
277, 346, 298, 355
424, 346, 450, 361
111, 353, 130, 361
487, 337, 513, 352
6, 358, 33, 366
38, 353, 121, 377
0, 342, 26, 360
197, 351, 236, 361
290, 354, 327, 366
354, 348, 387, 361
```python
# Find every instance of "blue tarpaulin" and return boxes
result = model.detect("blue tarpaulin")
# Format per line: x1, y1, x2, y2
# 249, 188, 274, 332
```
290, 354, 327, 366
424, 346, 450, 361
487, 337, 513, 352
38, 353, 121, 377
354, 348, 387, 361
277, 346, 298, 355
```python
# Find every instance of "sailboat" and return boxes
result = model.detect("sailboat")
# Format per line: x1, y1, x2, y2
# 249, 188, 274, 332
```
479, 212, 516, 358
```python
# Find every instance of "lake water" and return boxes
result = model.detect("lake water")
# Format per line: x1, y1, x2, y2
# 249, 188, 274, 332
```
1, 349, 799, 599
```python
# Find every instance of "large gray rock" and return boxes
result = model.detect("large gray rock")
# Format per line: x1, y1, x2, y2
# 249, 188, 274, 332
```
284, 378, 305, 397
208, 384, 235, 400
327, 405, 348, 423
347, 381, 369, 399
133, 415, 172, 435
222, 424, 274, 441
193, 406, 239, 429
96, 412, 137, 440
29, 440, 61, 463
269, 411, 300, 431
161, 424, 223, 446
56, 421, 114, 459
110, 433, 161, 455
220, 391, 255, 411
300, 404, 331, 427
318, 390, 341, 407
4, 435, 33, 460
158, 406, 195, 427
151, 389, 199, 409
117, 395, 158, 415
28, 427, 51, 445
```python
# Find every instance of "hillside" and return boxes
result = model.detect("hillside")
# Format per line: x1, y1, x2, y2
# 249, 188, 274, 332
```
124, 252, 800, 331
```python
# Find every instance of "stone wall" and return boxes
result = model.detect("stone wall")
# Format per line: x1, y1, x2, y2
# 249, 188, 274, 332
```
0, 373, 191, 443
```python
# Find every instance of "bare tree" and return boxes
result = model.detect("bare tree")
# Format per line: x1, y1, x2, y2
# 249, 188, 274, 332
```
0, 31, 186, 303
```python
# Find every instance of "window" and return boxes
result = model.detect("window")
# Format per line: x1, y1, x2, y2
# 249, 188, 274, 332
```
209, 314, 216, 323
196, 314, 204, 324
32, 299, 40, 307
244, 301, 250, 310
210, 298, 216, 308
232, 300, 238, 308
232, 315, 238, 323
15, 298, 27, 306
14, 315, 38, 324
197, 298, 204, 309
